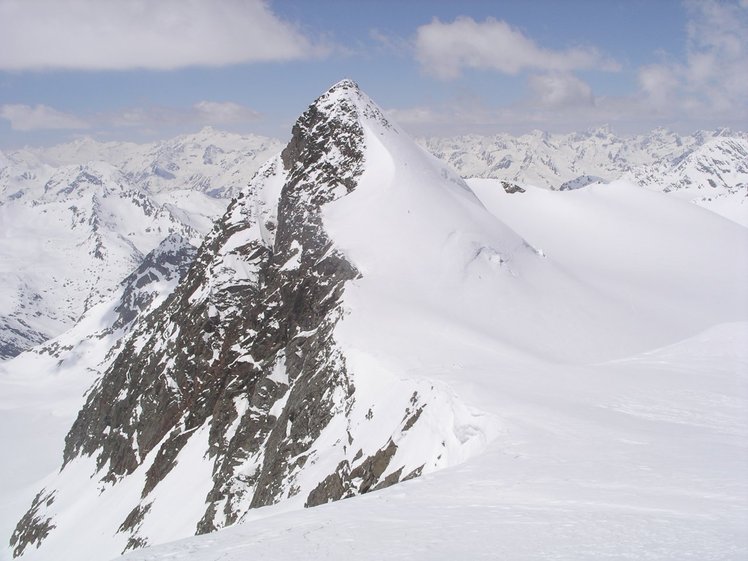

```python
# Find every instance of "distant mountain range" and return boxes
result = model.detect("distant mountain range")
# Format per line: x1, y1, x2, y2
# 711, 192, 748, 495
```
0, 130, 280, 360
420, 127, 748, 226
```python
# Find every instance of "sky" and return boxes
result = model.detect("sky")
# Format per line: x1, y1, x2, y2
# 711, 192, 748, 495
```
0, 0, 746, 148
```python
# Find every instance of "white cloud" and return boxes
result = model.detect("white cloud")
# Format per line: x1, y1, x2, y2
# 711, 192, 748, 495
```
193, 101, 260, 124
415, 16, 619, 80
110, 102, 261, 127
1, 100, 261, 132
396, 3, 748, 136
638, 64, 679, 109
0, 0, 326, 71
638, 0, 748, 118
528, 73, 594, 108
0, 104, 90, 131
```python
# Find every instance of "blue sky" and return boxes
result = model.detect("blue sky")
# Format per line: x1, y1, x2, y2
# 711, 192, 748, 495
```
0, 0, 745, 148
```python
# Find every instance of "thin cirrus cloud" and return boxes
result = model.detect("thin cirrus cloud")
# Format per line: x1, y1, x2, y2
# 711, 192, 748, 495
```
110, 102, 262, 128
415, 16, 619, 80
528, 73, 595, 108
0, 101, 261, 131
0, 0, 326, 71
0, 104, 90, 131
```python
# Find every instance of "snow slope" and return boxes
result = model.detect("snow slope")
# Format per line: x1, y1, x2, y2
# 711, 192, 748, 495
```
0, 235, 196, 561
422, 128, 748, 226
325, 138, 747, 369
3, 82, 747, 561
467, 178, 748, 343
116, 167, 748, 560
119, 321, 748, 561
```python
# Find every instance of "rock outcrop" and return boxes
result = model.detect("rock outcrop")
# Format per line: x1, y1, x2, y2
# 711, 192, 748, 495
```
11, 80, 484, 558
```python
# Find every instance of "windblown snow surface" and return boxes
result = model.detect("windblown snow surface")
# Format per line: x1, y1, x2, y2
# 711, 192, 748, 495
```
2, 83, 747, 561
124, 176, 748, 560
119, 174, 747, 559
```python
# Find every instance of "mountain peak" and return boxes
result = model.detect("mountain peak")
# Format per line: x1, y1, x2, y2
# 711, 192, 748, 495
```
10, 79, 498, 558
306, 78, 392, 133
279, 79, 388, 190
327, 77, 360, 93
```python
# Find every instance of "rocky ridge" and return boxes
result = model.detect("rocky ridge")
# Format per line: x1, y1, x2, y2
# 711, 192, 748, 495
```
10, 81, 484, 558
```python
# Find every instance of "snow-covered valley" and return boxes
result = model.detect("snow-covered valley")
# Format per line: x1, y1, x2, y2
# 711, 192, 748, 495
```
0, 80, 746, 561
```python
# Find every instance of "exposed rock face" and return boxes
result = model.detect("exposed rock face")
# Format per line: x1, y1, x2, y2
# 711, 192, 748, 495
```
501, 181, 525, 194
112, 233, 198, 331
12, 80, 469, 558
9, 490, 56, 558
0, 318, 48, 362
558, 175, 605, 191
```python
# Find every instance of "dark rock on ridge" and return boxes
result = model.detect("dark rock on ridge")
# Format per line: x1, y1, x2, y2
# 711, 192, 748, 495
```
12, 80, 437, 556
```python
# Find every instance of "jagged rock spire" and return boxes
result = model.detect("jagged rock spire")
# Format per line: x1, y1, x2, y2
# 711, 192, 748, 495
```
11, 80, 475, 560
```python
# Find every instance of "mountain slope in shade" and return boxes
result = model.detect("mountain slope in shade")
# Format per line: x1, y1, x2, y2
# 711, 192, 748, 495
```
467, 178, 748, 336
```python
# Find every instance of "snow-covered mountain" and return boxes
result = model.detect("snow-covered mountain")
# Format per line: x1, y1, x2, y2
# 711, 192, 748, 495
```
625, 137, 748, 225
0, 129, 280, 359
3, 118, 745, 362
0, 234, 197, 557
421, 127, 748, 225
1, 127, 283, 200
5, 80, 747, 561
9, 79, 491, 559
0, 161, 221, 360
116, 321, 748, 561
